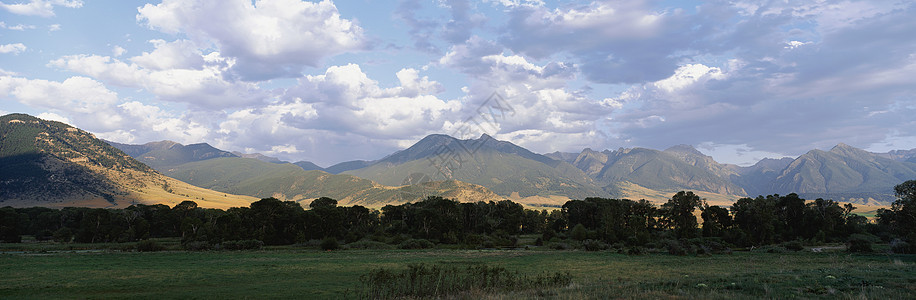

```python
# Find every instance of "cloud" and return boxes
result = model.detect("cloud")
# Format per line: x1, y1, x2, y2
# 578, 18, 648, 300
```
283, 63, 458, 138
0, 22, 37, 30
0, 0, 82, 17
49, 44, 267, 109
36, 112, 71, 125
603, 1, 916, 156
0, 74, 217, 145
0, 43, 26, 54
396, 0, 487, 53
439, 38, 617, 152
498, 0, 707, 84
136, 0, 365, 81
111, 45, 127, 57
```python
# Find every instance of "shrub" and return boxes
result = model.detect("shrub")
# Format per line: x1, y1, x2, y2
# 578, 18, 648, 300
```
783, 240, 804, 251
397, 239, 434, 249
663, 239, 687, 256
137, 240, 165, 252
346, 240, 395, 250
182, 241, 211, 251
890, 239, 914, 254
360, 263, 572, 299
221, 239, 264, 250
847, 234, 876, 253
320, 237, 341, 251
582, 239, 608, 251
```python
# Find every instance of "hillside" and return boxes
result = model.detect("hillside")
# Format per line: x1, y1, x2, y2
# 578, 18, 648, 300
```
0, 114, 256, 209
343, 134, 608, 204
162, 157, 503, 207
772, 143, 916, 203
108, 140, 237, 168
569, 146, 745, 197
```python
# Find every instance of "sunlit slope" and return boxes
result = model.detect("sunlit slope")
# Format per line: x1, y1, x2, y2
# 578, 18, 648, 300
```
0, 113, 255, 209
162, 157, 503, 207
344, 134, 608, 201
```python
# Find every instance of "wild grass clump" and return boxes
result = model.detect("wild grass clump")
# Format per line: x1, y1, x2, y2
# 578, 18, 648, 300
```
136, 240, 165, 252
220, 239, 264, 250
360, 263, 572, 299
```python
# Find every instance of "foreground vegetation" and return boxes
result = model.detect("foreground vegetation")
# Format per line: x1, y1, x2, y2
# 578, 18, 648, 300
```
0, 245, 913, 299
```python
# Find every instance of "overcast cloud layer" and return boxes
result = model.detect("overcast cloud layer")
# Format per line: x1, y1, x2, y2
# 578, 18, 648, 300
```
1, 0, 915, 166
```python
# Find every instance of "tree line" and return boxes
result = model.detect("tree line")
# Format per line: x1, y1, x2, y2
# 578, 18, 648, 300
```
2, 180, 915, 254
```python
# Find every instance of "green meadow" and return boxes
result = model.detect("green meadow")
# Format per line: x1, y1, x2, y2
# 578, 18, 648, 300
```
1, 244, 914, 299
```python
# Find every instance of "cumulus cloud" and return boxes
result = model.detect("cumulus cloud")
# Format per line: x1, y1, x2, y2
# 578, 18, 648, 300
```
603, 1, 916, 157
0, 74, 218, 145
49, 41, 266, 108
0, 43, 27, 54
136, 0, 365, 81
0, 0, 82, 17
439, 37, 617, 152
396, 0, 487, 52
111, 45, 127, 57
499, 0, 708, 84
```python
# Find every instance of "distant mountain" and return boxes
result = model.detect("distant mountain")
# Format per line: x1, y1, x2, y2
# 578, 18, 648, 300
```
324, 160, 374, 174
569, 146, 746, 197
344, 134, 608, 204
0, 114, 255, 209
231, 151, 286, 164
293, 161, 324, 171
162, 157, 502, 207
543, 151, 579, 164
108, 140, 237, 168
772, 143, 916, 203
730, 157, 794, 197
877, 148, 916, 162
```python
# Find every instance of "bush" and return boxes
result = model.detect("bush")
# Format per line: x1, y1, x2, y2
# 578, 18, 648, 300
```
221, 239, 264, 250
346, 240, 395, 250
890, 238, 914, 254
320, 237, 340, 251
360, 263, 572, 299
783, 240, 804, 251
183, 241, 211, 251
397, 239, 434, 249
137, 240, 165, 252
550, 242, 570, 250
663, 240, 687, 256
847, 234, 876, 253
582, 239, 608, 251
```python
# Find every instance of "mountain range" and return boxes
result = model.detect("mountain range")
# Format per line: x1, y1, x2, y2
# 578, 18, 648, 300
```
0, 114, 255, 209
108, 130, 916, 206
3, 113, 915, 208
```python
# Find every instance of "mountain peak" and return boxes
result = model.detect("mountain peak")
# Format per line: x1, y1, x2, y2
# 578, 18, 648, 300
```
479, 133, 493, 140
664, 144, 705, 156
828, 143, 869, 156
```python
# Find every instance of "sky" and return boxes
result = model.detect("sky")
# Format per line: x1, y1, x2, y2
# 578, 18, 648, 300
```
1, 0, 915, 167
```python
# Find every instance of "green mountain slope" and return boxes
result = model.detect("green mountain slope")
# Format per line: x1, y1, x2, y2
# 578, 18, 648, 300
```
773, 143, 916, 203
343, 134, 608, 202
578, 147, 746, 196
0, 114, 255, 208
161, 157, 503, 207
108, 140, 237, 168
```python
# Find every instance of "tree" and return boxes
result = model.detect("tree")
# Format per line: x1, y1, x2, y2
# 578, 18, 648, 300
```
879, 180, 916, 242
662, 191, 703, 239
701, 205, 731, 237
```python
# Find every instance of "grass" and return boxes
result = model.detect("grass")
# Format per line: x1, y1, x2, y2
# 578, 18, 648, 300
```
0, 243, 914, 299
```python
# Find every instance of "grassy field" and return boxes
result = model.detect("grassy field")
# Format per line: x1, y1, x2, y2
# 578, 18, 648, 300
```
1, 244, 914, 299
